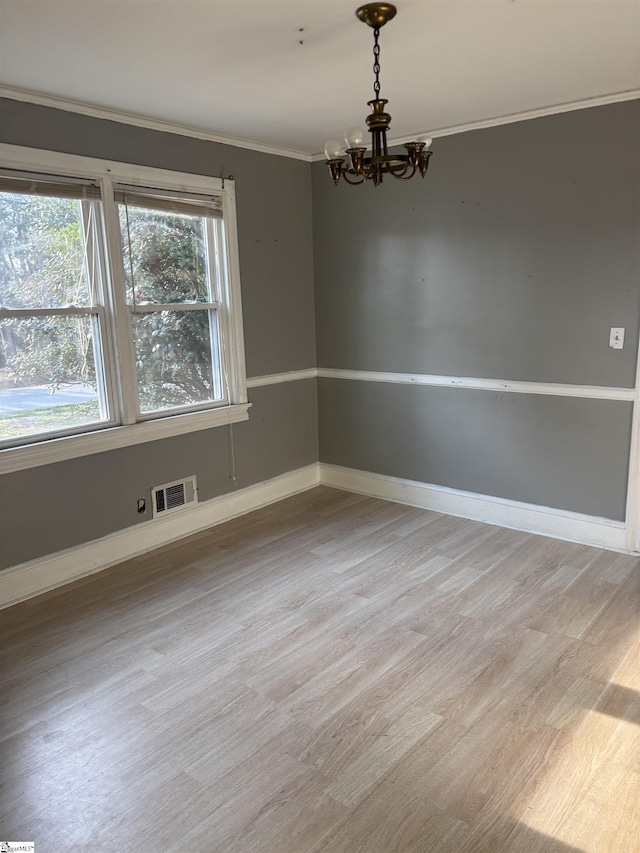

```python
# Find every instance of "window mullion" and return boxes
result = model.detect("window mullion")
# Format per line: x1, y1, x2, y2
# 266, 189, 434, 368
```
80, 199, 119, 427
100, 175, 140, 424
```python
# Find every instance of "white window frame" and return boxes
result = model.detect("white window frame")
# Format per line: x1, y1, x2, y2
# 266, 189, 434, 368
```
0, 144, 249, 475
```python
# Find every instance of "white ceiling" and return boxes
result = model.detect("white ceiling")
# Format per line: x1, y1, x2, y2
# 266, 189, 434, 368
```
1, 0, 638, 156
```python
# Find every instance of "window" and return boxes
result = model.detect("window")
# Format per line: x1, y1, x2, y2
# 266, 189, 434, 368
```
0, 176, 110, 441
117, 188, 227, 415
0, 147, 248, 471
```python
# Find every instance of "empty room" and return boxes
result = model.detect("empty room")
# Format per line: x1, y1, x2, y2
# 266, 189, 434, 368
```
0, 1, 639, 851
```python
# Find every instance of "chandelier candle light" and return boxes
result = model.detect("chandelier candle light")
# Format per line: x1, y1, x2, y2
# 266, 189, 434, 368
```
324, 3, 433, 187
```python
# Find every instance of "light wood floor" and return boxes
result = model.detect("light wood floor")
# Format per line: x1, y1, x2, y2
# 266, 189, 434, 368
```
1, 487, 638, 852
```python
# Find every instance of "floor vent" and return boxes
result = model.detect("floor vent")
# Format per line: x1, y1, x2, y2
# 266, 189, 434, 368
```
151, 476, 198, 519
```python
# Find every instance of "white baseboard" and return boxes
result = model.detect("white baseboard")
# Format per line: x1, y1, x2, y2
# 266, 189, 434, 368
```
319, 463, 630, 553
2, 461, 633, 609
0, 464, 320, 609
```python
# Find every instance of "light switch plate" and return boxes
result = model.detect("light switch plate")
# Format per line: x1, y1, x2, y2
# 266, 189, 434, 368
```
610, 328, 625, 349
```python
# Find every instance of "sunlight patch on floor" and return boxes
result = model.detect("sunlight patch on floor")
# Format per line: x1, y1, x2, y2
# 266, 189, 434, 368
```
514, 632, 640, 853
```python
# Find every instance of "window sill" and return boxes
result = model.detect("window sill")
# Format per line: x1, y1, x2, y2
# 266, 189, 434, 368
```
0, 403, 251, 475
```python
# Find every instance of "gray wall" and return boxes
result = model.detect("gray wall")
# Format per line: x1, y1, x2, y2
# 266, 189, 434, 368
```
0, 98, 318, 569
319, 379, 633, 520
1, 97, 638, 569
0, 382, 317, 568
1, 98, 316, 378
313, 101, 640, 520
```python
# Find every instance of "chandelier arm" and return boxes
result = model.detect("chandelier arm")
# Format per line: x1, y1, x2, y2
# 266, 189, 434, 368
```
382, 159, 412, 172
365, 153, 409, 168
390, 163, 418, 181
383, 158, 412, 179
341, 170, 367, 185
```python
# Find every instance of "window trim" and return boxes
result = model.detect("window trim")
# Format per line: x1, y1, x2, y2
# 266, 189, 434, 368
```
0, 144, 249, 474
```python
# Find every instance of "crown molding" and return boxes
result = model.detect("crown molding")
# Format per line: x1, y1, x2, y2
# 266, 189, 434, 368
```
0, 85, 313, 163
2, 84, 638, 166
310, 89, 640, 161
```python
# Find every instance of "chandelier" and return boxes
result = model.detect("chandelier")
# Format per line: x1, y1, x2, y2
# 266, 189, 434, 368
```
324, 3, 433, 187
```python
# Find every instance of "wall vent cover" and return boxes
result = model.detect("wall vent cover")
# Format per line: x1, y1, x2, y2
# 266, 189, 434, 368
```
151, 476, 198, 519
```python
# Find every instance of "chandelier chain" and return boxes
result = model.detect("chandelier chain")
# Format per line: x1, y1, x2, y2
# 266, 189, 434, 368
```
372, 27, 381, 99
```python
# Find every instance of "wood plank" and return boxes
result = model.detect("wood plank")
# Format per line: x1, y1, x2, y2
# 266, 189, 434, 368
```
1, 485, 638, 853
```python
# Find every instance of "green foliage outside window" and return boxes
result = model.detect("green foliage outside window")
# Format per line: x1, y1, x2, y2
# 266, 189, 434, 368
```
0, 194, 217, 412
0, 193, 94, 388
120, 206, 216, 411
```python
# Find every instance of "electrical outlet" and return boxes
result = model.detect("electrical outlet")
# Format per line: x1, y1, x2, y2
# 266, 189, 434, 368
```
609, 328, 625, 349
137, 497, 147, 514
